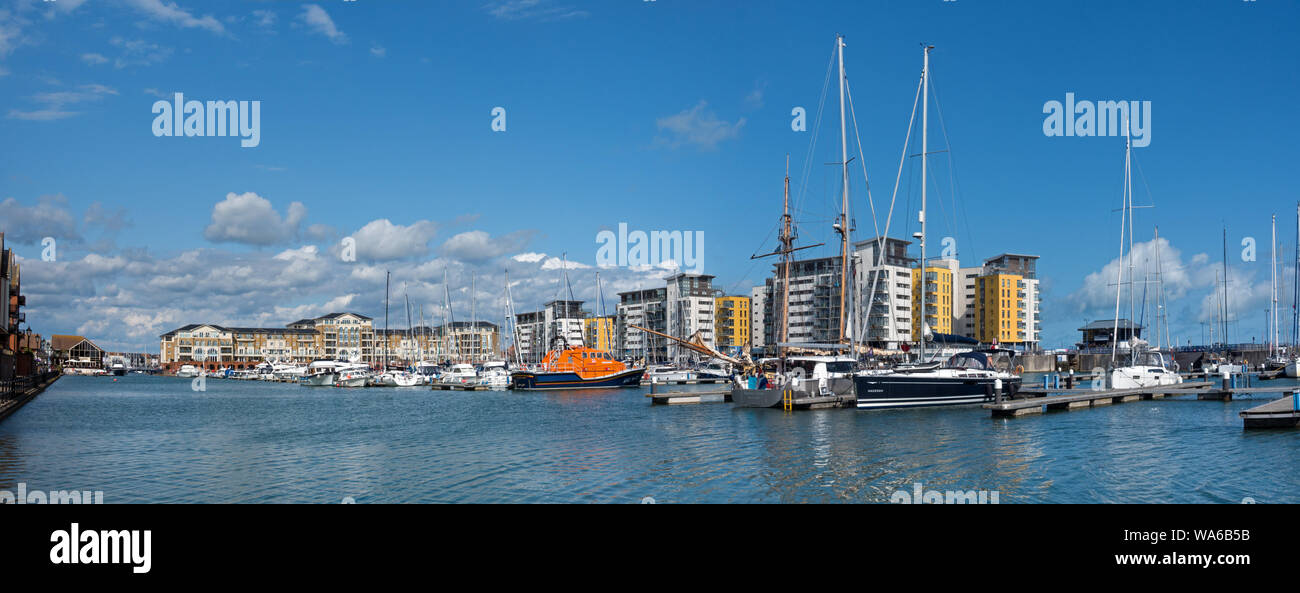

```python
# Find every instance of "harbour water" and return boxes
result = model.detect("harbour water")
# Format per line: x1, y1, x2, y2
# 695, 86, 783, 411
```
1, 374, 1296, 503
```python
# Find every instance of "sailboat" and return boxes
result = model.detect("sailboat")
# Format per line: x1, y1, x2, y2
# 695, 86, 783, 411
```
1105, 116, 1183, 390
853, 44, 1022, 409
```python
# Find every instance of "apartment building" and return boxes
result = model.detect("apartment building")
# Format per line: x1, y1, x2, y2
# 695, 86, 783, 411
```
714, 295, 751, 350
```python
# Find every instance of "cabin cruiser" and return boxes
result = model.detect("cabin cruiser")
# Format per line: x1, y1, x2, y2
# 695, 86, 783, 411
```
441, 363, 479, 384
273, 364, 309, 381
175, 364, 202, 378
108, 361, 128, 376
510, 346, 645, 390
371, 369, 422, 387
477, 361, 510, 388
731, 355, 857, 408
414, 361, 441, 384
298, 360, 362, 387
334, 367, 372, 388
854, 350, 1022, 409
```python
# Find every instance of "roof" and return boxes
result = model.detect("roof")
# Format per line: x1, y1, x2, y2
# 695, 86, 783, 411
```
1078, 319, 1142, 331
316, 312, 373, 321
51, 334, 101, 352
984, 253, 1041, 263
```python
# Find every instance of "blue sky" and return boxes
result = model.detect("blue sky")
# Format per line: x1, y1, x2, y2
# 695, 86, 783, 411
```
1, 0, 1298, 351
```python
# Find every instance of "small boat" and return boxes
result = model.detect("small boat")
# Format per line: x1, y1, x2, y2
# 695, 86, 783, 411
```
477, 361, 510, 388
441, 363, 479, 384
733, 355, 857, 408
509, 346, 645, 390
334, 368, 371, 388
372, 370, 422, 387
175, 364, 201, 378
645, 364, 694, 382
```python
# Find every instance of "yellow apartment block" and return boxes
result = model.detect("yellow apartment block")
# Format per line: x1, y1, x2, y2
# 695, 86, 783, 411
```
975, 273, 1023, 344
714, 295, 751, 349
912, 266, 953, 337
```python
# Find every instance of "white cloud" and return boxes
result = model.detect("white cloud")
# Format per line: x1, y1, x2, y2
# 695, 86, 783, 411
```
122, 0, 225, 35
108, 37, 173, 68
203, 192, 308, 246
370, 44, 386, 58
348, 219, 439, 261
512, 252, 546, 263
439, 230, 534, 263
486, 0, 589, 22
7, 83, 117, 121
251, 9, 276, 29
299, 4, 347, 45
0, 194, 82, 244
80, 52, 108, 65
655, 101, 746, 150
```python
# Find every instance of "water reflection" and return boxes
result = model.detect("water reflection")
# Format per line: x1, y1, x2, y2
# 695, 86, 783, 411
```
0, 375, 1295, 503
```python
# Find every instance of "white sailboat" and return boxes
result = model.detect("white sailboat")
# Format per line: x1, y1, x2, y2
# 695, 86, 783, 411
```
1108, 117, 1183, 390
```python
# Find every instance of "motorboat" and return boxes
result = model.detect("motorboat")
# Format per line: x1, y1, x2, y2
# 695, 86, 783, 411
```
732, 355, 857, 408
441, 363, 479, 384
509, 346, 645, 390
477, 361, 510, 388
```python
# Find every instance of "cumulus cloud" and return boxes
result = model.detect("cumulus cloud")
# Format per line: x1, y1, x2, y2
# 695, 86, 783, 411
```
439, 230, 535, 263
299, 4, 347, 44
203, 192, 307, 246
654, 101, 746, 150
347, 219, 439, 261
0, 194, 82, 244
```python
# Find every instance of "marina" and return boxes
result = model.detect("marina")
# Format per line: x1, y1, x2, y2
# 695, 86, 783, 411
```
1, 373, 1296, 504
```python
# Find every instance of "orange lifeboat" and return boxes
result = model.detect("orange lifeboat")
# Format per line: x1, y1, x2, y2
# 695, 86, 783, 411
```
510, 346, 645, 390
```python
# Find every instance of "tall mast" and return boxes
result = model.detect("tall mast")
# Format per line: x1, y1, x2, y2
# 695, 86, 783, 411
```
1293, 202, 1299, 351
1222, 227, 1229, 345
781, 156, 793, 358
918, 44, 932, 362
1126, 115, 1136, 366
836, 34, 851, 344
443, 268, 456, 362
384, 270, 390, 369
1111, 117, 1131, 366
471, 272, 477, 362
1272, 214, 1278, 355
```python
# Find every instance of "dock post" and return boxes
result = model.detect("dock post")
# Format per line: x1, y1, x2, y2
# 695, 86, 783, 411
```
650, 378, 657, 394
1065, 371, 1074, 390
994, 378, 1003, 405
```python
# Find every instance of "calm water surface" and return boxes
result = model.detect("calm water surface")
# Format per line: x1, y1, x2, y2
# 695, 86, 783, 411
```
1, 374, 1296, 503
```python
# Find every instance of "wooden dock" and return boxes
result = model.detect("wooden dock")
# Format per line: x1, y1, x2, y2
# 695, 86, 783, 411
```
646, 389, 730, 405
1239, 393, 1300, 428
985, 381, 1216, 418
431, 382, 486, 391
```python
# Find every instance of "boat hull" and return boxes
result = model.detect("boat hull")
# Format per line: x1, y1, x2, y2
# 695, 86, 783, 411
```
509, 368, 645, 390
730, 388, 787, 408
854, 375, 1022, 409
